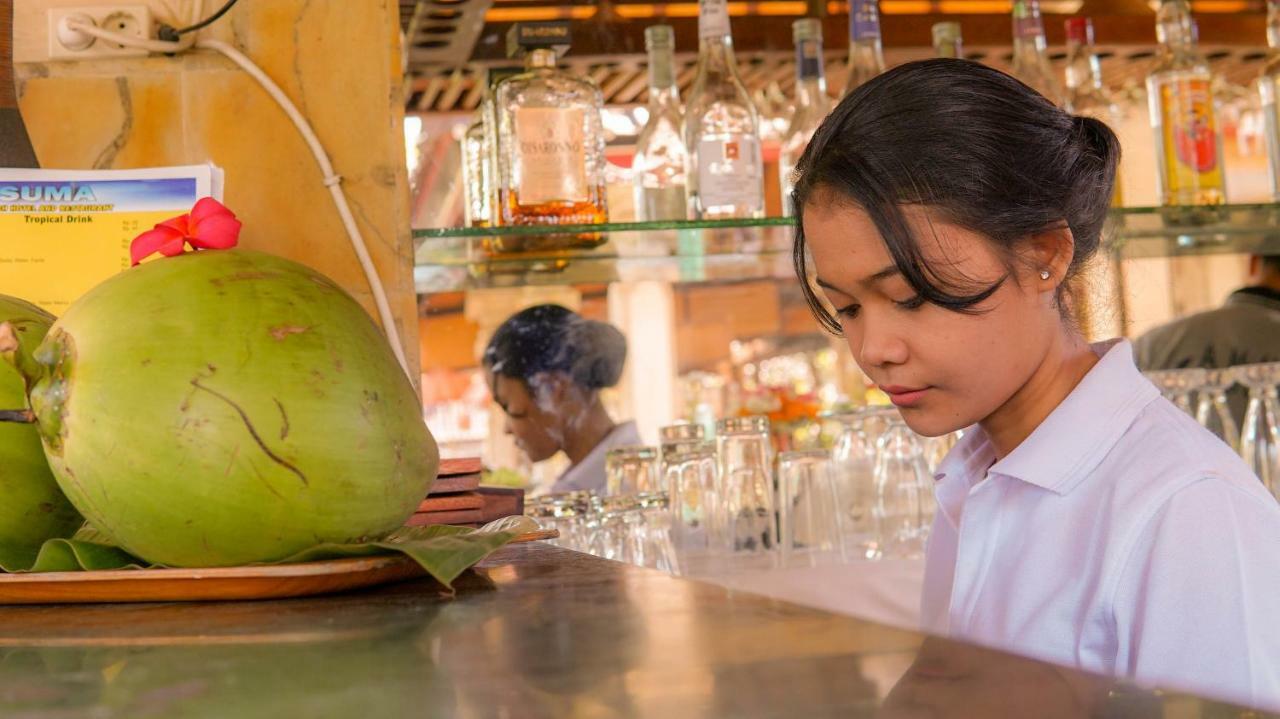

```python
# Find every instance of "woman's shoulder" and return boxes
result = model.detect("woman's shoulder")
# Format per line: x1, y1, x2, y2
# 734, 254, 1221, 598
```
1106, 395, 1268, 499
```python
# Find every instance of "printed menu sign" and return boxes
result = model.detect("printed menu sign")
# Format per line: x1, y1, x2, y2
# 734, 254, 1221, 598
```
0, 164, 223, 314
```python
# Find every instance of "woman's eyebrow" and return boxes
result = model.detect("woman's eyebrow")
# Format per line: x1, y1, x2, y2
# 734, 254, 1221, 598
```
816, 264, 900, 293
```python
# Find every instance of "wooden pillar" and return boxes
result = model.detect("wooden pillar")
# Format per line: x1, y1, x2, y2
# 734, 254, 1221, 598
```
12, 0, 420, 379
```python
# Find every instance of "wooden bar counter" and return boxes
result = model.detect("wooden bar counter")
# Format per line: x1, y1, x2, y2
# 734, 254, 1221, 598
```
0, 543, 1267, 718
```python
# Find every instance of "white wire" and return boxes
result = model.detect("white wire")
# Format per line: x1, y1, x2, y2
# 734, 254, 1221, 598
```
59, 21, 414, 382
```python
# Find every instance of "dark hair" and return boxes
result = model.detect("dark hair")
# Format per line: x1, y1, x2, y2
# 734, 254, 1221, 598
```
792, 58, 1120, 333
1263, 255, 1280, 272
482, 304, 627, 391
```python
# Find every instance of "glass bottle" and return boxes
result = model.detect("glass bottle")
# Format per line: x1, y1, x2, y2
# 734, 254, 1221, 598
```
460, 116, 490, 227
1064, 19, 1121, 121
1010, 0, 1063, 105
780, 18, 832, 217
1146, 1, 1226, 207
494, 29, 608, 230
1259, 0, 1280, 200
845, 0, 886, 96
633, 25, 689, 222
931, 21, 962, 59
1064, 17, 1125, 206
684, 0, 765, 220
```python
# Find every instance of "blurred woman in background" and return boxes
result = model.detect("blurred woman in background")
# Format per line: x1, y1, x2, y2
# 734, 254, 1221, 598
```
483, 304, 639, 494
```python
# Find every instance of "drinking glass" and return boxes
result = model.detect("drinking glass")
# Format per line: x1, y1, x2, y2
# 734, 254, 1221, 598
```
1196, 368, 1241, 452
829, 410, 881, 560
1238, 362, 1280, 497
635, 492, 681, 574
606, 446, 661, 495
660, 423, 705, 445
665, 440, 720, 554
1143, 368, 1203, 416
874, 418, 932, 559
716, 416, 777, 559
777, 450, 847, 568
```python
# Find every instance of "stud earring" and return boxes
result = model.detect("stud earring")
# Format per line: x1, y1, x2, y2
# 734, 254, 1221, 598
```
1039, 269, 1051, 280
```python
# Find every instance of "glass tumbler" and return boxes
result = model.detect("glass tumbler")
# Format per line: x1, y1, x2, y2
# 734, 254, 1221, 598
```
1196, 368, 1241, 452
606, 445, 661, 495
636, 492, 680, 574
1143, 368, 1203, 416
1238, 361, 1280, 497
874, 418, 932, 559
829, 411, 881, 560
665, 440, 720, 555
777, 449, 847, 568
716, 416, 777, 558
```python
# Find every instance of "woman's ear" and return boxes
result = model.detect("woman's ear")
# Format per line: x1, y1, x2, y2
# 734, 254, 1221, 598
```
1021, 226, 1075, 290
528, 371, 570, 409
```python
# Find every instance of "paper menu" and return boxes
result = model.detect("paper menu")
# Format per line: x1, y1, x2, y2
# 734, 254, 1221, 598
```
0, 164, 224, 314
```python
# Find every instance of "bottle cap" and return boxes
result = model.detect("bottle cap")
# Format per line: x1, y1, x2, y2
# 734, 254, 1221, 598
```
506, 21, 571, 59
1064, 17, 1094, 44
645, 24, 675, 51
931, 21, 961, 46
792, 17, 822, 43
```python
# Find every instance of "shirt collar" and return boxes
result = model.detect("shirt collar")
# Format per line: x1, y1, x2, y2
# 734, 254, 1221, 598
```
935, 339, 1160, 497
987, 339, 1159, 495
1228, 286, 1280, 312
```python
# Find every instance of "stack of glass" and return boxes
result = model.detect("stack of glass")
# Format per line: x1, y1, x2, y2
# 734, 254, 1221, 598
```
1144, 363, 1280, 498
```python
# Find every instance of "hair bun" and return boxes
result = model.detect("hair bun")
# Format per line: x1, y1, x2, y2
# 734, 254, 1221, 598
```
568, 320, 627, 390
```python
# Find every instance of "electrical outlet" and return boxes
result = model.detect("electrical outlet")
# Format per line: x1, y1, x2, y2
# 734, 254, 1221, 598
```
48, 6, 153, 60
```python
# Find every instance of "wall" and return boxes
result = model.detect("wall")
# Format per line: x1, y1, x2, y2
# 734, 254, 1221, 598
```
12, 0, 420, 376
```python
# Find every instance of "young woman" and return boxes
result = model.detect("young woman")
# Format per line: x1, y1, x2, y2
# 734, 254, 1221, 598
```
483, 304, 640, 493
791, 59, 1280, 710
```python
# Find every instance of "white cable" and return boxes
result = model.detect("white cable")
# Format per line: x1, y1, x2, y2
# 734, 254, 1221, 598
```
195, 39, 412, 381
57, 21, 415, 382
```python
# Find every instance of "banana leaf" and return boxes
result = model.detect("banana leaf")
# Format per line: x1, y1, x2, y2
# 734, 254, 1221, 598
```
0, 516, 537, 590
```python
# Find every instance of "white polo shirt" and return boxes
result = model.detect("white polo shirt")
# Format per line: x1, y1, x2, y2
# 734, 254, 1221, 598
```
923, 340, 1280, 711
551, 421, 643, 495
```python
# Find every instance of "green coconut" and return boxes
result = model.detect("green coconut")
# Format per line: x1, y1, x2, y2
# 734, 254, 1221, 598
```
2, 249, 438, 567
0, 296, 83, 551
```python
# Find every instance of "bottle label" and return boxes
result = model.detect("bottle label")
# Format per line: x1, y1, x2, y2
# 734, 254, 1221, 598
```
1158, 78, 1223, 189
699, 0, 731, 40
697, 135, 763, 211
513, 107, 589, 205
796, 41, 822, 80
1013, 15, 1044, 40
850, 0, 881, 42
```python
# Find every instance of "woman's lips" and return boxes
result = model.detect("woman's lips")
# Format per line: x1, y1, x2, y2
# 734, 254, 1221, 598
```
880, 385, 931, 407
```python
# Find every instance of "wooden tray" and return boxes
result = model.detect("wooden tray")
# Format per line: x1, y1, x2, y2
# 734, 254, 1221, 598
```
429, 473, 482, 495
0, 529, 557, 605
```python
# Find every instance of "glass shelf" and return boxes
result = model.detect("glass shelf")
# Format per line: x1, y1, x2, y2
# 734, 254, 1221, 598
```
413, 205, 1280, 292
1107, 203, 1280, 259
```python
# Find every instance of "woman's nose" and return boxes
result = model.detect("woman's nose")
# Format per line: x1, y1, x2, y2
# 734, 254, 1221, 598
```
853, 312, 909, 368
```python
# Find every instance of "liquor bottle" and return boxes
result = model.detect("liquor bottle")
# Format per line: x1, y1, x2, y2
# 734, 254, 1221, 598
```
1259, 0, 1280, 200
845, 0, 886, 96
1064, 17, 1125, 206
494, 22, 608, 231
932, 22, 962, 59
685, 0, 765, 219
1010, 0, 1063, 104
1146, 0, 1226, 207
460, 116, 490, 227
780, 18, 832, 217
633, 25, 688, 222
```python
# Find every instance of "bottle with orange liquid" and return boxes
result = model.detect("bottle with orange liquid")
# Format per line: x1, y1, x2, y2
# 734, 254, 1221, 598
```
1145, 0, 1225, 208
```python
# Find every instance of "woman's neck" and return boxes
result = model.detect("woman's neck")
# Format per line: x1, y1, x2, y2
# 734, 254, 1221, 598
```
562, 400, 618, 466
980, 330, 1099, 459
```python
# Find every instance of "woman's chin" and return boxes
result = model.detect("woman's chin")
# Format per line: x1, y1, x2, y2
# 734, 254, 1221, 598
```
897, 407, 968, 439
